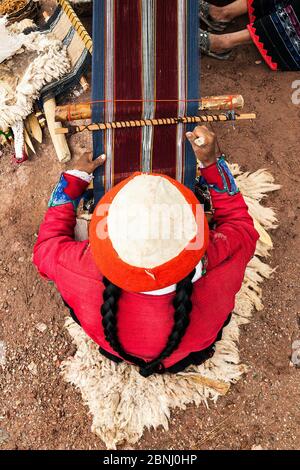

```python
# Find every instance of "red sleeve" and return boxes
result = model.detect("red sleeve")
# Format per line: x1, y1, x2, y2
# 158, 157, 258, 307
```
33, 173, 90, 282
201, 161, 259, 270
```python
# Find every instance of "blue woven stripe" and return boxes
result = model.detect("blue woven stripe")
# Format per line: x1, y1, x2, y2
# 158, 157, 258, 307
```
184, 0, 199, 190
92, 0, 106, 203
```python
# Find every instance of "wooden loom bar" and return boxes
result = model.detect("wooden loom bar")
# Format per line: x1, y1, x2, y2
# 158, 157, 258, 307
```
54, 95, 245, 122
200, 94, 244, 111
55, 113, 256, 135
55, 102, 91, 122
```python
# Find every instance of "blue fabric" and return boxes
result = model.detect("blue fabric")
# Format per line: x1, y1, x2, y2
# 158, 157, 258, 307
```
92, 0, 106, 204
203, 158, 239, 196
48, 175, 81, 210
183, 0, 199, 192
251, 0, 300, 71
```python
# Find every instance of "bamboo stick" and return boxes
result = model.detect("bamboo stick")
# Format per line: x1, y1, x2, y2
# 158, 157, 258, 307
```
55, 113, 256, 135
54, 95, 245, 122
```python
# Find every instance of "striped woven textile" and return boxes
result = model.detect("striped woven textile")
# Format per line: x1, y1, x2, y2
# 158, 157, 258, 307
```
248, 0, 300, 71
40, 4, 90, 101
92, 0, 199, 202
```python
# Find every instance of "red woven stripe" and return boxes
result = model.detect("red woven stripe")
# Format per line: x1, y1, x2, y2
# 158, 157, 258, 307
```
113, 0, 143, 185
152, 0, 179, 179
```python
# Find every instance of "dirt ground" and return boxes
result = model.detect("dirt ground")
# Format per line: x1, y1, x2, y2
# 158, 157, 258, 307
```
0, 1, 299, 451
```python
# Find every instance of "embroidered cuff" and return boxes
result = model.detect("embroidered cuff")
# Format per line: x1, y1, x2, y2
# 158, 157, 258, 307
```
65, 169, 94, 183
200, 157, 239, 195
48, 173, 90, 210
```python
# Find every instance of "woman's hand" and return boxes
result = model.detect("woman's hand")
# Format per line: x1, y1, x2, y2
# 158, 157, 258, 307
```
186, 126, 218, 167
73, 152, 106, 174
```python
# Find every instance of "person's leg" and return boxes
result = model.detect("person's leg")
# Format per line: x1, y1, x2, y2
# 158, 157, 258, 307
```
209, 28, 252, 53
209, 0, 248, 22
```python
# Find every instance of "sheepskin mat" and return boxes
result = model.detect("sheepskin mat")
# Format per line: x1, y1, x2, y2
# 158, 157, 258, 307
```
0, 19, 70, 130
61, 164, 280, 449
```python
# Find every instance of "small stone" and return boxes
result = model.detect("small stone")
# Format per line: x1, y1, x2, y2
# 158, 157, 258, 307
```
251, 445, 263, 450
28, 362, 38, 375
35, 322, 47, 333
291, 340, 300, 367
18, 257, 24, 263
255, 60, 262, 65
0, 428, 9, 445
0, 341, 6, 366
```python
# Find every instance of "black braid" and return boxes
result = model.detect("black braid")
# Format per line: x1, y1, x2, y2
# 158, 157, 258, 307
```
100, 269, 196, 378
101, 278, 146, 368
139, 269, 196, 377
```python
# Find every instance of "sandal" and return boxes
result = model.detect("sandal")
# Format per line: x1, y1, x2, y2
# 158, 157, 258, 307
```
199, 30, 232, 60
199, 0, 231, 32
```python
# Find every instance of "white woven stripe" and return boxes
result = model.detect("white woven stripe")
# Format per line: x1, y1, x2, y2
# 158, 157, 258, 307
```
176, 0, 186, 182
141, 0, 155, 173
105, 0, 114, 191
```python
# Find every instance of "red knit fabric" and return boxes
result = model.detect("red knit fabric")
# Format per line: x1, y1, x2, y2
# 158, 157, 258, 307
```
247, 23, 278, 71
33, 165, 259, 368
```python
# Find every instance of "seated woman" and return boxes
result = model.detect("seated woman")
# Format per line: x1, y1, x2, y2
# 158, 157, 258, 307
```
199, 0, 300, 71
33, 126, 259, 378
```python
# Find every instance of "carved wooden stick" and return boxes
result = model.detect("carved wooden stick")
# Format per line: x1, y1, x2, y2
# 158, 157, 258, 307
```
177, 373, 230, 395
55, 113, 256, 135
